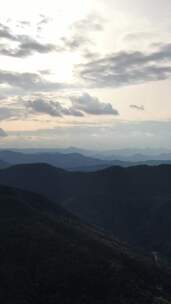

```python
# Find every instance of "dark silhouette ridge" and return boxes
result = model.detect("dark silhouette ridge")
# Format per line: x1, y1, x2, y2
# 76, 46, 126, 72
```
0, 184, 171, 303
1, 164, 171, 257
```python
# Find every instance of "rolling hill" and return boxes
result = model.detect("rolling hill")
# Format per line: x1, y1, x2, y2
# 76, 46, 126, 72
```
1, 164, 171, 258
1, 185, 171, 303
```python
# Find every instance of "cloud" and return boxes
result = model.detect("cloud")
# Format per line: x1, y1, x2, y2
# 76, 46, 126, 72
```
0, 70, 63, 93
76, 43, 171, 88
0, 108, 14, 120
18, 21, 31, 27
26, 93, 119, 117
2, 40, 56, 58
27, 98, 83, 117
61, 35, 90, 51
61, 14, 104, 51
130, 104, 145, 111
0, 23, 17, 41
0, 105, 28, 121
0, 128, 7, 137
0, 37, 57, 58
70, 93, 119, 115
0, 15, 103, 57
38, 14, 52, 25
0, 21, 57, 58
124, 32, 156, 42
71, 14, 104, 32
7, 120, 171, 150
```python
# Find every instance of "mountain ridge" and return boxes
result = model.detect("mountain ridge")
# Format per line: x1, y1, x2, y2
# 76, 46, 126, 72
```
1, 184, 171, 303
1, 163, 171, 258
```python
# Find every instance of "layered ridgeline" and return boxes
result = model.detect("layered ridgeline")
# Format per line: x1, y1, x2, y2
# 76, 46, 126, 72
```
1, 150, 171, 172
0, 150, 130, 171
0, 184, 171, 303
0, 164, 171, 258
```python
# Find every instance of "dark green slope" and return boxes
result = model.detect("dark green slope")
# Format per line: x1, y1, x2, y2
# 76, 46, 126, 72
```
0, 185, 171, 303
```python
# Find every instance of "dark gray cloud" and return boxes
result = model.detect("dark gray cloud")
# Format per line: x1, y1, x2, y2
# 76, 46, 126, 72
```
70, 93, 119, 115
0, 15, 103, 57
0, 23, 17, 41
0, 70, 63, 93
130, 104, 145, 111
26, 93, 118, 117
0, 128, 7, 137
76, 43, 171, 88
27, 98, 83, 117
0, 38, 57, 58
0, 22, 57, 58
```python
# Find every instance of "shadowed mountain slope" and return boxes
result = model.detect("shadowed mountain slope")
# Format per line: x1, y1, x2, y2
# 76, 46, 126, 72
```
1, 164, 171, 257
1, 185, 171, 303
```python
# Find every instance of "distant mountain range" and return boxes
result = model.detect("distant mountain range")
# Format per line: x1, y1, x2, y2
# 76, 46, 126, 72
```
0, 150, 129, 171
1, 150, 171, 172
8, 146, 171, 161
1, 184, 171, 303
1, 163, 171, 259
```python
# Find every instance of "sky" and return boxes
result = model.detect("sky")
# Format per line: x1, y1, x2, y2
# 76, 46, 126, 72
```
0, 0, 171, 149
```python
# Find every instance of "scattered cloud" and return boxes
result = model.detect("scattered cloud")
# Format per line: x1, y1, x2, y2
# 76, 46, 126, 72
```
0, 107, 14, 120
76, 43, 171, 88
0, 23, 17, 41
0, 105, 28, 121
61, 14, 104, 52
6, 120, 171, 149
0, 21, 57, 58
26, 93, 119, 118
17, 20, 31, 28
71, 14, 104, 33
70, 93, 119, 115
0, 128, 7, 137
130, 104, 145, 111
0, 38, 57, 58
38, 14, 52, 25
0, 15, 104, 57
61, 35, 91, 52
0, 69, 64, 93
124, 32, 157, 43
27, 98, 83, 117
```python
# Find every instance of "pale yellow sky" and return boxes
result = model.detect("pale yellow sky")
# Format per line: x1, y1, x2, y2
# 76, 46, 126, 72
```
0, 0, 171, 148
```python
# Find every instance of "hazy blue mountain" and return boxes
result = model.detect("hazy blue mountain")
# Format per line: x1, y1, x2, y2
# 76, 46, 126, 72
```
0, 150, 110, 170
1, 150, 171, 172
0, 150, 133, 171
